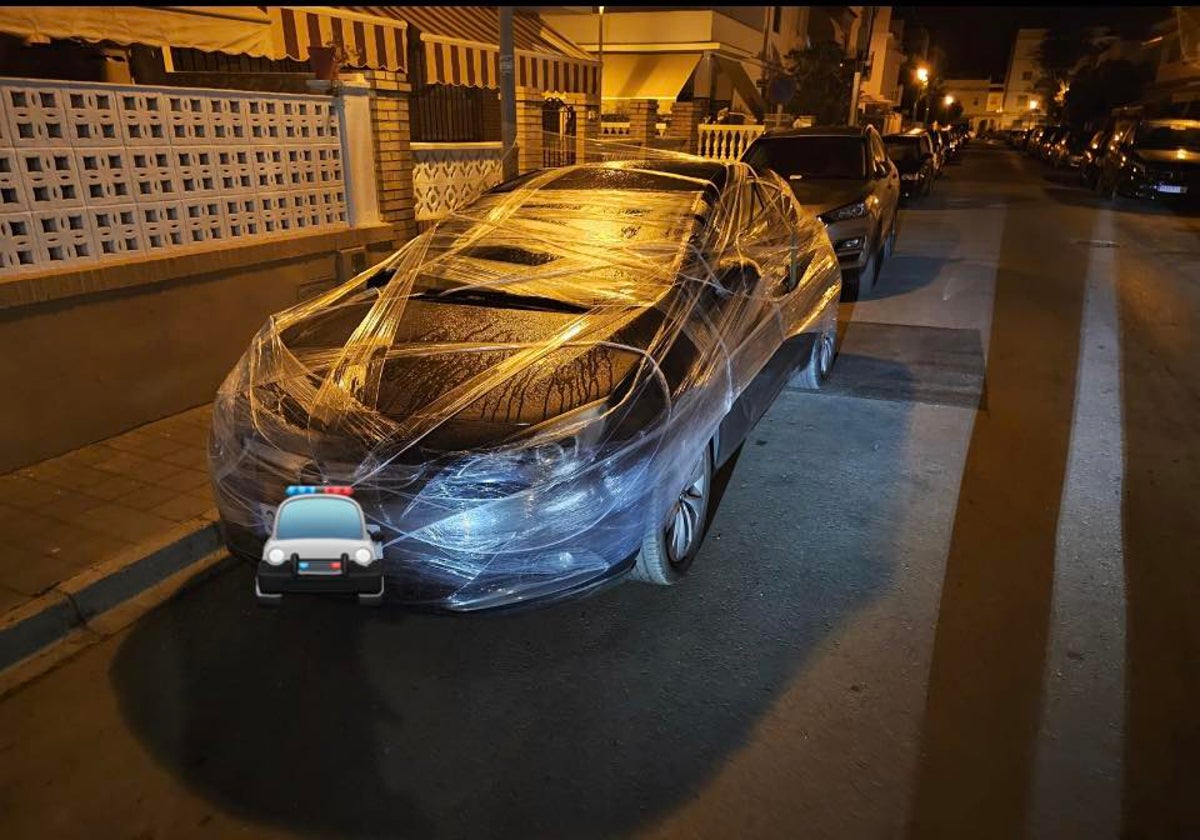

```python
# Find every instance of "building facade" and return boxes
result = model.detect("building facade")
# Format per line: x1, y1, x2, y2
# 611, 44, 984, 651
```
944, 77, 1005, 133
999, 27, 1048, 129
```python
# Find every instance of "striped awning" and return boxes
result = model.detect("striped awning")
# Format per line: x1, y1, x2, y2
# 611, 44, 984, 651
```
268, 6, 407, 72
349, 6, 599, 95
421, 34, 598, 94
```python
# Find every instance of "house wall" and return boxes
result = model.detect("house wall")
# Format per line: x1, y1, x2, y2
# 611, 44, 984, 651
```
0, 224, 394, 471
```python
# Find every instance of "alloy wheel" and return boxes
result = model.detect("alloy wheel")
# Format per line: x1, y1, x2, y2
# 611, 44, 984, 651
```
666, 452, 709, 566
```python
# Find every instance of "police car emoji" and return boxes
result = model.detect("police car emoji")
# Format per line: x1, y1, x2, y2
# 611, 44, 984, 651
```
255, 486, 385, 606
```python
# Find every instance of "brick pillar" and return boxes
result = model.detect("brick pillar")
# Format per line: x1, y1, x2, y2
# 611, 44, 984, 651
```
628, 99, 658, 148
515, 87, 544, 174
560, 91, 599, 164
362, 69, 416, 246
666, 100, 702, 155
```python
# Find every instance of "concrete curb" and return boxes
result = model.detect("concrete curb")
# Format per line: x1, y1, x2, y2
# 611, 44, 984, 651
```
0, 516, 223, 673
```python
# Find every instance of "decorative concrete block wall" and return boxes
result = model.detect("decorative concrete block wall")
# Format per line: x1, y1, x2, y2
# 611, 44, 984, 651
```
0, 78, 348, 275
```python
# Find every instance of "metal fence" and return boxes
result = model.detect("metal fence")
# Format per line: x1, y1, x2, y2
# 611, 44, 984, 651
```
410, 84, 500, 143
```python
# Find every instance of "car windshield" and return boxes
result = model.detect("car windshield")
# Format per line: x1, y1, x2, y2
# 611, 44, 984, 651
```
399, 166, 711, 308
1133, 124, 1200, 152
275, 497, 363, 540
743, 137, 867, 180
885, 139, 923, 162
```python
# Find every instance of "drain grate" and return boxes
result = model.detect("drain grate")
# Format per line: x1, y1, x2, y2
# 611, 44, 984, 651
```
792, 322, 986, 409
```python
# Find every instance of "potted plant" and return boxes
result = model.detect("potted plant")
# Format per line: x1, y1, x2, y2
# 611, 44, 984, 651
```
309, 40, 349, 82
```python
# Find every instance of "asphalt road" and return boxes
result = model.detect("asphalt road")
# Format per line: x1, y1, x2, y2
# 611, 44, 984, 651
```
1, 146, 1197, 840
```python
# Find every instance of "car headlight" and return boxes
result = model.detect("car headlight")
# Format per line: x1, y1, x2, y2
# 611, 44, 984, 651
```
267, 547, 285, 565
819, 201, 868, 224
353, 547, 373, 565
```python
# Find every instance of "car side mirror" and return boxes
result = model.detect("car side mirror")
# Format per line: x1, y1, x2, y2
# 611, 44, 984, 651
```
367, 524, 382, 540
715, 257, 760, 295
874, 162, 889, 179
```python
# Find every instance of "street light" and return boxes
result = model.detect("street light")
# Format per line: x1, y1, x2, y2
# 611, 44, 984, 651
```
943, 95, 954, 106
913, 65, 931, 122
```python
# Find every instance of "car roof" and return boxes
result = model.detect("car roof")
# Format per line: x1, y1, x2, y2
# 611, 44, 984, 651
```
761, 126, 871, 139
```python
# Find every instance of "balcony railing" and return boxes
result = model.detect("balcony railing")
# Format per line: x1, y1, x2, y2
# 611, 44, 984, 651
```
697, 124, 765, 161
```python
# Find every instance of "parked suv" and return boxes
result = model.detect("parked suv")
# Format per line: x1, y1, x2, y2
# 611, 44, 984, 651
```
1096, 118, 1200, 205
742, 125, 900, 300
884, 130, 937, 198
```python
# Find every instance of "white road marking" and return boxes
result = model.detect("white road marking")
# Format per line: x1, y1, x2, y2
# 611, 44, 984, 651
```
1029, 208, 1128, 838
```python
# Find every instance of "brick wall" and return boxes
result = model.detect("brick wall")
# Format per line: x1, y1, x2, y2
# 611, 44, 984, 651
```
667, 100, 703, 154
363, 69, 416, 245
516, 88, 544, 174
628, 99, 659, 147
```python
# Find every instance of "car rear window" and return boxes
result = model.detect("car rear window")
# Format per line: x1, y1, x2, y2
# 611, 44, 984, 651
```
884, 138, 922, 162
743, 137, 867, 180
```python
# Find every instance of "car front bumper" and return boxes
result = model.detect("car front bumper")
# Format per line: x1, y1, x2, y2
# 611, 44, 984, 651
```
257, 557, 385, 596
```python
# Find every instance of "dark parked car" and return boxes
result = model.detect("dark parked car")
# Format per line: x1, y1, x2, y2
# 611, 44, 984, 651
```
742, 124, 900, 300
928, 128, 947, 173
1080, 128, 1112, 188
1096, 118, 1200, 205
937, 128, 959, 163
884, 130, 937, 198
1049, 129, 1089, 169
210, 158, 843, 611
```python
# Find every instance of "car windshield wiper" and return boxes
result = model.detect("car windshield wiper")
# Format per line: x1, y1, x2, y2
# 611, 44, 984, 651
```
409, 287, 588, 314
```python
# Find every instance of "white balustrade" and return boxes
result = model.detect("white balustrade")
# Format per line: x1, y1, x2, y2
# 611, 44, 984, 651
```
0, 77, 349, 275
600, 122, 630, 137
411, 142, 504, 223
697, 124, 765, 161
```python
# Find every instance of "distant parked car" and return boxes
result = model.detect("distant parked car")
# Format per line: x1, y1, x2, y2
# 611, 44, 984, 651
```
1095, 118, 1200, 205
743, 124, 900, 300
928, 129, 947, 174
884, 130, 937, 199
1080, 129, 1111, 188
1049, 130, 1088, 169
938, 128, 960, 163
1024, 126, 1046, 155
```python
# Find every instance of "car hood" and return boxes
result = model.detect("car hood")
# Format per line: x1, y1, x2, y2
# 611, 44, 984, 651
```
782, 180, 870, 217
232, 289, 672, 460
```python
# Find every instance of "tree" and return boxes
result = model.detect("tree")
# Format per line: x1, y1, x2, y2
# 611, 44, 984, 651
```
783, 41, 856, 125
1062, 59, 1155, 131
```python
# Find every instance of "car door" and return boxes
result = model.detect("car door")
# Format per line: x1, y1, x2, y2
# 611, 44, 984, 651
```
710, 174, 800, 457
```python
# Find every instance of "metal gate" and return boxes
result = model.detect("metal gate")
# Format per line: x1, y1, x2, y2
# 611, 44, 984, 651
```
542, 98, 577, 167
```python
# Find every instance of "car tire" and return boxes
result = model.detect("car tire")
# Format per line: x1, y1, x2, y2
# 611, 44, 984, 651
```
884, 218, 898, 259
632, 440, 714, 585
793, 307, 838, 391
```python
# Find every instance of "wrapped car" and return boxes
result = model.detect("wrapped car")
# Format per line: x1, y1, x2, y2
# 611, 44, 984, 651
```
209, 158, 842, 611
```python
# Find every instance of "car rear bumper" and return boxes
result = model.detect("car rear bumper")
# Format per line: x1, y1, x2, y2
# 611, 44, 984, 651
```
257, 558, 385, 596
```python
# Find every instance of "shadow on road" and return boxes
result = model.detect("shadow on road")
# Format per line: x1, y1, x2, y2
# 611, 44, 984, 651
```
908, 148, 1090, 838
108, 391, 914, 838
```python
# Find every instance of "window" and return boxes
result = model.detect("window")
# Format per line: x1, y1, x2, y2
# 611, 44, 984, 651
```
973, 98, 981, 107
1022, 70, 1033, 81
275, 498, 363, 541
1017, 94, 1028, 104
410, 84, 501, 143
772, 6, 782, 34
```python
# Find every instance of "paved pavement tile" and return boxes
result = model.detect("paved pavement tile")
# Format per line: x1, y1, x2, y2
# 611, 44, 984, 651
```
150, 493, 216, 523
82, 504, 176, 544
112, 483, 180, 514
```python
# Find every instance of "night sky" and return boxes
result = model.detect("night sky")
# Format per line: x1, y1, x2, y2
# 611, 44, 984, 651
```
892, 6, 1176, 81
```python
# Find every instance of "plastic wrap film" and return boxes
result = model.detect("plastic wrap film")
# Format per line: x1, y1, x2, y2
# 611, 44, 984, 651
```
209, 141, 842, 609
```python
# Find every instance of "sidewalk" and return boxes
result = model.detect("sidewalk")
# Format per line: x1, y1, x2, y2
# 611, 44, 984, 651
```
0, 405, 224, 673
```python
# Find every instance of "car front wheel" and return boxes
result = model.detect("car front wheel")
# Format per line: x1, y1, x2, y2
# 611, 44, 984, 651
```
632, 441, 714, 585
